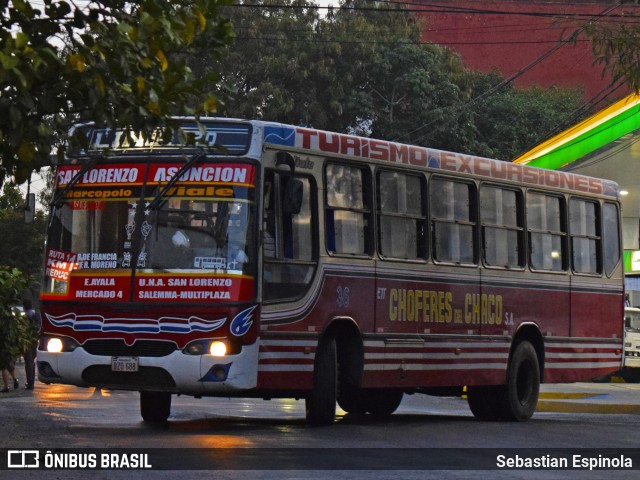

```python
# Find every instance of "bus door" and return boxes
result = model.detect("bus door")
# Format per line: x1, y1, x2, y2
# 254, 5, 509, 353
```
261, 167, 317, 305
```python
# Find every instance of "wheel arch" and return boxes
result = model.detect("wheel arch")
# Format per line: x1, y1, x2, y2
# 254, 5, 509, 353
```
321, 317, 364, 388
511, 322, 545, 383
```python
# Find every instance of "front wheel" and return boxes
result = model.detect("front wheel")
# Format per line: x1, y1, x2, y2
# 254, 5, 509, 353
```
338, 387, 403, 417
365, 389, 403, 417
305, 338, 337, 426
140, 391, 172, 422
337, 383, 367, 415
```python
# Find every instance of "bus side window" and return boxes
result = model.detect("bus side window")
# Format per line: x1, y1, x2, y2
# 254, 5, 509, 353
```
430, 177, 476, 264
526, 192, 566, 272
603, 202, 621, 277
325, 163, 372, 256
263, 171, 317, 302
377, 170, 427, 260
569, 198, 601, 275
480, 185, 524, 268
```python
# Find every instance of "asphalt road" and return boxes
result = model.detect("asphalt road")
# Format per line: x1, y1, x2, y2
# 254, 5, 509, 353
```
2, 376, 640, 479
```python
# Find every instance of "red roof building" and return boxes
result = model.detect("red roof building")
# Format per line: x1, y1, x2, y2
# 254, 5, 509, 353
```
417, 0, 636, 102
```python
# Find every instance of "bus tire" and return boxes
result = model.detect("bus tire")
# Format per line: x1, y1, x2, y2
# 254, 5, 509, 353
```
365, 389, 403, 417
305, 337, 337, 426
337, 384, 367, 415
140, 391, 171, 422
503, 340, 540, 421
467, 385, 505, 421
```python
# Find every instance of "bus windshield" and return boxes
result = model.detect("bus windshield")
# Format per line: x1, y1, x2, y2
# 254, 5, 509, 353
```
43, 160, 257, 302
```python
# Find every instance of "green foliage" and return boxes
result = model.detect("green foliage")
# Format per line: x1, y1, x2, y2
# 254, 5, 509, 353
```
0, 183, 25, 212
472, 78, 584, 160
212, 0, 436, 133
584, 10, 640, 93
0, 267, 29, 369
0, 184, 47, 291
211, 0, 325, 125
208, 1, 584, 160
361, 43, 475, 149
0, 0, 234, 187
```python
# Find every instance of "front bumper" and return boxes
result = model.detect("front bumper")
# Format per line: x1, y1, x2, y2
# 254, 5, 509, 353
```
623, 353, 640, 369
37, 341, 259, 395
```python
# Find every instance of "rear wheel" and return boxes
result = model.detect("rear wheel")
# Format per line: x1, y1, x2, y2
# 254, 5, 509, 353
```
503, 341, 540, 421
467, 385, 505, 421
140, 391, 172, 422
305, 338, 337, 426
467, 340, 540, 422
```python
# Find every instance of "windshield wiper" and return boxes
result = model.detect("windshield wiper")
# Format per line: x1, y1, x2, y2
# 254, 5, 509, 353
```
50, 155, 103, 208
147, 152, 207, 211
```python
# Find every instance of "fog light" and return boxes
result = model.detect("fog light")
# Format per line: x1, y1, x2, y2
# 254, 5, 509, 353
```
212, 366, 228, 380
210, 341, 227, 357
199, 363, 232, 382
38, 361, 60, 378
47, 338, 64, 353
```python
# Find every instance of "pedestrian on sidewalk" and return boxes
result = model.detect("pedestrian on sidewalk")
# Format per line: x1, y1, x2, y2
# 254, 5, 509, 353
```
1, 361, 19, 393
1, 306, 21, 393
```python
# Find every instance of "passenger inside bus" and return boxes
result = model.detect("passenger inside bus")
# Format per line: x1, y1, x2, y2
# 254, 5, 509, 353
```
145, 198, 252, 272
149, 211, 193, 269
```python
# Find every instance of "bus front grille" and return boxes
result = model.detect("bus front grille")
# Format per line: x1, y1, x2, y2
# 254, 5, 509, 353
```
81, 340, 177, 357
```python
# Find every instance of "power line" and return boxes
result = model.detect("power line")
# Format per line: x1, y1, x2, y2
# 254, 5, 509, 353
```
391, 3, 623, 145
232, 32, 592, 45
528, 82, 637, 169
512, 79, 628, 161
229, 1, 640, 19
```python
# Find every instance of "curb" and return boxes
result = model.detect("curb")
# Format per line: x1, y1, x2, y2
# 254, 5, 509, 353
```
537, 380, 640, 415
536, 400, 640, 415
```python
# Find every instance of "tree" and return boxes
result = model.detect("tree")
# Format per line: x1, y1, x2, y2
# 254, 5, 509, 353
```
212, 0, 472, 134
209, 1, 584, 160
210, 0, 326, 125
0, 0, 234, 187
323, 0, 468, 137
471, 74, 584, 160
0, 183, 47, 293
356, 42, 476, 150
583, 5, 640, 93
0, 266, 30, 374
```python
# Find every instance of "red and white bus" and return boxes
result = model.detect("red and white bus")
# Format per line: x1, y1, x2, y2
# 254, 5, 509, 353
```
38, 118, 624, 424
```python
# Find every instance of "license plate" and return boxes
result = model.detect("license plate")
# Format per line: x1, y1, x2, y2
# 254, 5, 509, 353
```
111, 356, 139, 372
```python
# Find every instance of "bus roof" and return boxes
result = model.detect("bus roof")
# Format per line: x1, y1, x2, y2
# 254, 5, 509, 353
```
66, 118, 620, 200
258, 120, 620, 200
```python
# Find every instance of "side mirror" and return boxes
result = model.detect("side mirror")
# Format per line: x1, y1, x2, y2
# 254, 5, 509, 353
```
283, 178, 303, 215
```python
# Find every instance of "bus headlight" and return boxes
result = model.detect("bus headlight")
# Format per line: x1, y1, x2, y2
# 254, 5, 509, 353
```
47, 338, 63, 353
183, 339, 240, 356
44, 336, 79, 353
209, 341, 227, 357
